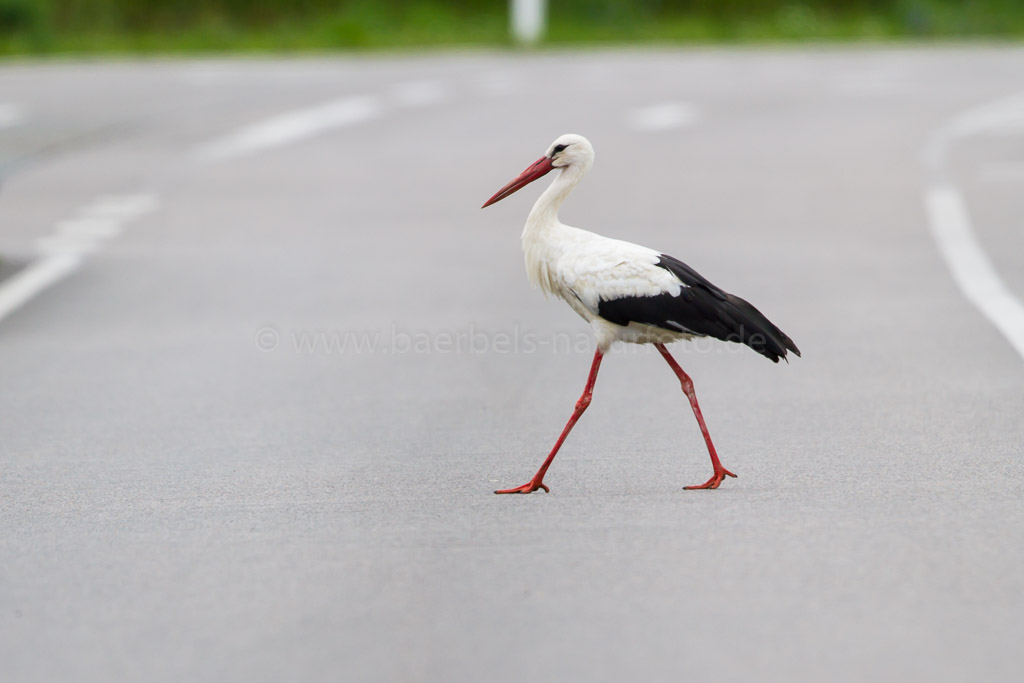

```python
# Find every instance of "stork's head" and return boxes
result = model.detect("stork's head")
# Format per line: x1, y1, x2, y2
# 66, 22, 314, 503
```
482, 133, 594, 208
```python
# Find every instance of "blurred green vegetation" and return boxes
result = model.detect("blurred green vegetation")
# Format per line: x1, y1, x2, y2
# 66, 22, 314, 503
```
2, 1, 1023, 54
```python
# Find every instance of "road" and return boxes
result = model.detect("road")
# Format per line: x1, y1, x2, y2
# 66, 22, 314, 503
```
2, 48, 1023, 682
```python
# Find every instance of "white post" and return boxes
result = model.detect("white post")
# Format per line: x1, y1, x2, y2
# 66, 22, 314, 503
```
511, 0, 547, 45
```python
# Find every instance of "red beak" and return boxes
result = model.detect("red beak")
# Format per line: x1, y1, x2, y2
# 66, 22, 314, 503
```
481, 156, 555, 208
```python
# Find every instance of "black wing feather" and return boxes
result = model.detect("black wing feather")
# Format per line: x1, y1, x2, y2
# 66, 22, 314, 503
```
596, 254, 801, 363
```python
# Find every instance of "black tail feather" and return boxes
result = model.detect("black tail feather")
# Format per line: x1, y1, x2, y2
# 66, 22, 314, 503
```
595, 253, 801, 363
719, 293, 800, 363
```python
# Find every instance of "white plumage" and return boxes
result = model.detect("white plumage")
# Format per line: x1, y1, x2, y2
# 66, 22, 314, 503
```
483, 133, 799, 494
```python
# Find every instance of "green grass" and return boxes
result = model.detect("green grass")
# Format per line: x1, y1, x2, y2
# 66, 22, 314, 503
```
2, 1, 1024, 55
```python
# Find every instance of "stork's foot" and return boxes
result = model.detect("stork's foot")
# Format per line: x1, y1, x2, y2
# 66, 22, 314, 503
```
494, 480, 550, 494
684, 468, 737, 490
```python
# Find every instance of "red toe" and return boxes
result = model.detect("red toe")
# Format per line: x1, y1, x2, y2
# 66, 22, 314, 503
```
684, 468, 737, 490
495, 481, 549, 494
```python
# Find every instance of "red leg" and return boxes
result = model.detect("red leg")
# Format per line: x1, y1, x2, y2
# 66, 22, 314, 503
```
655, 343, 737, 490
495, 349, 604, 494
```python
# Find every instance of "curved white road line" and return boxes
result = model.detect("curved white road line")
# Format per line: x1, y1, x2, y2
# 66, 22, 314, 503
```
924, 185, 1024, 359
924, 93, 1024, 362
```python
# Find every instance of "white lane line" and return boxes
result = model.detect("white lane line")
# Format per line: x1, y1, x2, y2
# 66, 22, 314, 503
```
390, 81, 447, 107
0, 194, 158, 325
627, 103, 699, 132
37, 216, 124, 254
0, 103, 28, 129
86, 193, 161, 219
924, 185, 1024, 359
924, 92, 1024, 362
194, 95, 381, 162
0, 254, 81, 323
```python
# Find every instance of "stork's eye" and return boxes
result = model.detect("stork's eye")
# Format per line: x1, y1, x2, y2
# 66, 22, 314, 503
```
552, 144, 568, 154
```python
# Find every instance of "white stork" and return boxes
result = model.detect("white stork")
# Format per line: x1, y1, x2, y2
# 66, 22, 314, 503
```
482, 133, 800, 494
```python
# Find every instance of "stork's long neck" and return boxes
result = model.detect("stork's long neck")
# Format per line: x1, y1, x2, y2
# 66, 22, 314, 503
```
523, 163, 585, 238
521, 163, 587, 295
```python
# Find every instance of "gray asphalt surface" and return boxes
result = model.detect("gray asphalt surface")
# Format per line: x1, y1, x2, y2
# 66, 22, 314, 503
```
2, 49, 1023, 682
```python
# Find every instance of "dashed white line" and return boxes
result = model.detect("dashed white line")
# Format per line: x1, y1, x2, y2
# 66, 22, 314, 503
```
0, 194, 158, 325
194, 80, 455, 163
0, 103, 27, 129
86, 193, 161, 220
627, 103, 699, 132
194, 95, 381, 162
55, 217, 124, 239
390, 81, 447, 107
0, 254, 82, 323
